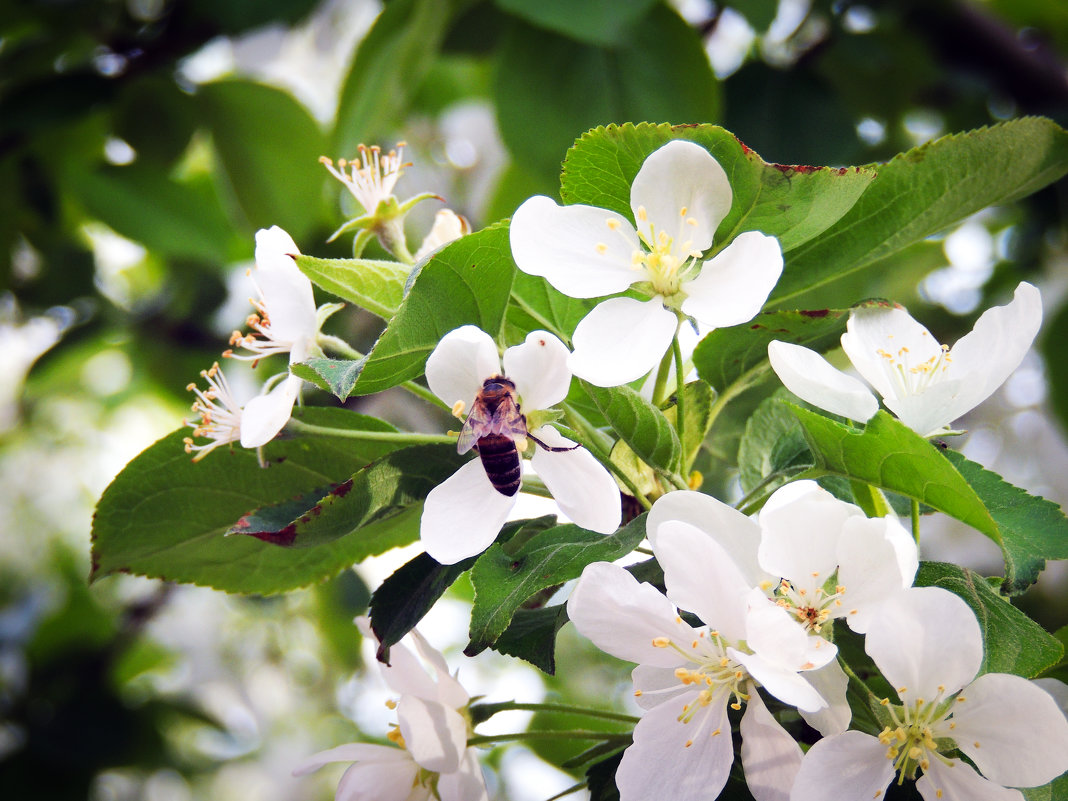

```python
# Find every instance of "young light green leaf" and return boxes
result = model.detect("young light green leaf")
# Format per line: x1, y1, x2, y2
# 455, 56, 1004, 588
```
580, 380, 681, 475
291, 356, 366, 400
943, 449, 1068, 595
774, 117, 1068, 302
294, 254, 411, 320
91, 408, 418, 594
916, 562, 1064, 678
693, 308, 849, 392
560, 122, 876, 253
737, 393, 814, 496
663, 379, 715, 472
465, 514, 647, 658
198, 80, 326, 240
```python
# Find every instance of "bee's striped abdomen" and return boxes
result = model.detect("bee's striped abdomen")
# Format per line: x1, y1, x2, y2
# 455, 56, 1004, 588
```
477, 434, 521, 496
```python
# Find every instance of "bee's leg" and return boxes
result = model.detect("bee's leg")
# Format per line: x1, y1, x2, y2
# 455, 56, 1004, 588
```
528, 434, 580, 453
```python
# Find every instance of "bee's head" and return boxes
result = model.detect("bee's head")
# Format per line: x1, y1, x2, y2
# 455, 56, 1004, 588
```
481, 376, 516, 395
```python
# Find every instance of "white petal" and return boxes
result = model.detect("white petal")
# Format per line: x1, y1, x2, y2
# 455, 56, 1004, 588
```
255, 225, 301, 271
377, 637, 442, 700
654, 521, 754, 643
836, 514, 917, 633
438, 748, 489, 801
397, 696, 466, 774
1033, 677, 1068, 716
884, 378, 969, 437
530, 427, 621, 533
425, 326, 501, 410
950, 672, 1068, 787
790, 731, 894, 801
335, 754, 423, 801
739, 691, 804, 801
502, 331, 572, 411
680, 231, 783, 328
632, 664, 689, 710
757, 480, 860, 595
414, 208, 469, 262
797, 659, 852, 736
863, 586, 982, 700
292, 742, 407, 776
510, 195, 641, 298
648, 490, 769, 587
938, 281, 1042, 422
917, 758, 1024, 801
566, 561, 697, 668
744, 588, 838, 673
733, 648, 827, 713
407, 628, 469, 709
567, 297, 678, 386
239, 373, 301, 448
420, 459, 516, 564
630, 139, 731, 252
842, 303, 944, 402
616, 689, 734, 801
253, 262, 317, 344
767, 340, 879, 423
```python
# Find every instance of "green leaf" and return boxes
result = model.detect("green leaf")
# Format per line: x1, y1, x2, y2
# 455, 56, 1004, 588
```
291, 356, 366, 400
668, 379, 715, 472
493, 0, 658, 46
490, 604, 569, 674
790, 406, 1066, 593
943, 450, 1068, 594
580, 381, 681, 475
693, 307, 850, 393
560, 123, 876, 253
722, 0, 778, 31
91, 408, 421, 594
774, 118, 1068, 302
465, 514, 647, 658
294, 255, 411, 320
229, 444, 466, 549
737, 393, 813, 496
505, 270, 598, 344
198, 80, 326, 240
67, 165, 235, 263
347, 223, 517, 396
332, 0, 455, 154
916, 562, 1064, 678
494, 7, 720, 179
369, 552, 479, 663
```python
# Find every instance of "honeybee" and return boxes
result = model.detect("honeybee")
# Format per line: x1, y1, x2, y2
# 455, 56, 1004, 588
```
457, 376, 575, 496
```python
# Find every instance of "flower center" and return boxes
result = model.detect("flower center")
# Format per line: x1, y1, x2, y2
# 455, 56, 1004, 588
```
597, 205, 703, 298
771, 578, 846, 634
320, 143, 408, 215
643, 624, 751, 748
878, 686, 957, 783
876, 338, 952, 398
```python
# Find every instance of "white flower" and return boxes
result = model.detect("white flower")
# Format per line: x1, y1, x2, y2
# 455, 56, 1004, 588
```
646, 482, 916, 737
791, 586, 1068, 801
414, 209, 470, 262
768, 282, 1042, 437
510, 139, 783, 387
293, 619, 488, 801
183, 361, 244, 460
567, 529, 837, 801
420, 326, 621, 564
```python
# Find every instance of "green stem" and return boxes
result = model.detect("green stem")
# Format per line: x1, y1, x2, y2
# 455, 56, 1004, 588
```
650, 342, 675, 406
911, 498, 921, 545
286, 417, 456, 445
467, 731, 632, 747
543, 783, 586, 801
560, 402, 614, 455
474, 701, 639, 725
706, 362, 771, 431
672, 330, 687, 461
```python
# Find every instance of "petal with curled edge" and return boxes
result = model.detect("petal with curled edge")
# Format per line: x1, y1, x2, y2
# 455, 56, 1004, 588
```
566, 561, 698, 669
767, 340, 879, 423
567, 296, 678, 387
630, 139, 731, 254
502, 330, 572, 412
681, 231, 782, 328
437, 748, 489, 801
529, 426, 621, 534
240, 373, 301, 448
420, 459, 516, 565
510, 195, 641, 298
425, 325, 501, 411
396, 695, 467, 774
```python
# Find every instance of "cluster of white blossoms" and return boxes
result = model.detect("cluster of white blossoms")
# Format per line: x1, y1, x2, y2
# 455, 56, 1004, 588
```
568, 482, 1068, 801
294, 619, 488, 801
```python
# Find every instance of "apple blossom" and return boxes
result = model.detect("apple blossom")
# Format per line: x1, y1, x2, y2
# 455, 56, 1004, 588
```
767, 282, 1042, 437
183, 361, 244, 461
791, 586, 1068, 801
293, 619, 488, 801
420, 326, 621, 564
567, 529, 837, 801
510, 139, 783, 386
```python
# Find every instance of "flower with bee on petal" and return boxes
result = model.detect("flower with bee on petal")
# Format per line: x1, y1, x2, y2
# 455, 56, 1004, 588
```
420, 325, 621, 564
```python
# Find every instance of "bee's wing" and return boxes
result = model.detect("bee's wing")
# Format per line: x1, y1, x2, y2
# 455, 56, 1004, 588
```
456, 402, 493, 454
489, 394, 528, 439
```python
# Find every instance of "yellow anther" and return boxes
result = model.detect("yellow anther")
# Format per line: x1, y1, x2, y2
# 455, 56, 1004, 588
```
636, 206, 648, 221
687, 470, 703, 489
679, 206, 688, 216
634, 690, 643, 697
606, 218, 620, 230
684, 739, 693, 748
385, 699, 397, 709
652, 636, 671, 648
451, 400, 466, 418
595, 243, 608, 254
711, 728, 721, 737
